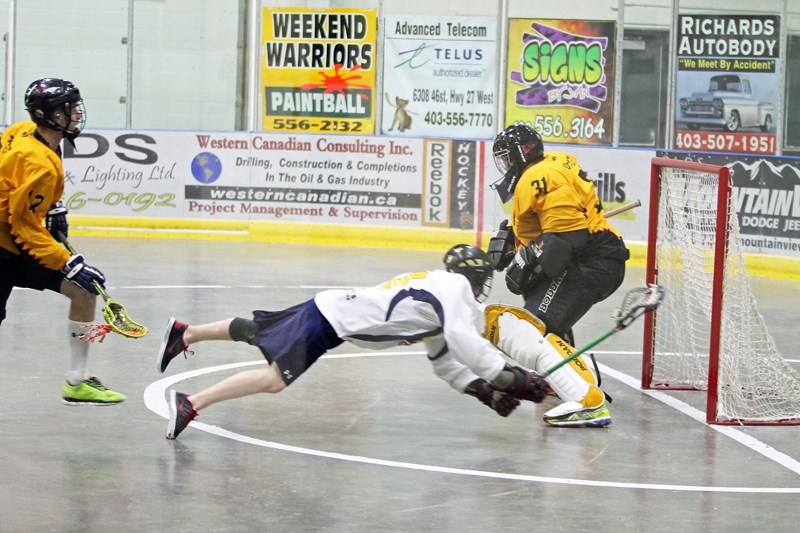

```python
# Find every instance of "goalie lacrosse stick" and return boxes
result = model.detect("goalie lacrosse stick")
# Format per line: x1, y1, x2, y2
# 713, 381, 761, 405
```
541, 284, 664, 378
604, 199, 641, 218
58, 234, 148, 339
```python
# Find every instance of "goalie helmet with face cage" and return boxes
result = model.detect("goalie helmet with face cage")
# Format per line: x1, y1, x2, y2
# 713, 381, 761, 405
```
490, 123, 544, 203
443, 244, 494, 302
24, 78, 86, 142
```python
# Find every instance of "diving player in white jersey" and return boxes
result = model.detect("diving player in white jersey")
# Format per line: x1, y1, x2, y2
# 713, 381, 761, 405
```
157, 244, 549, 440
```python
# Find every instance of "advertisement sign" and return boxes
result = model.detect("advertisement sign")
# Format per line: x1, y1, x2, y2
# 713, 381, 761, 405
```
504, 19, 616, 145
381, 15, 498, 139
422, 139, 479, 229
260, 7, 377, 134
674, 14, 780, 155
62, 131, 185, 218
61, 130, 480, 231
53, 127, 800, 260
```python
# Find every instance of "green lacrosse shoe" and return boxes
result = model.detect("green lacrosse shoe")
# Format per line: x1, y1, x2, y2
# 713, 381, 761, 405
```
62, 377, 126, 406
543, 400, 612, 428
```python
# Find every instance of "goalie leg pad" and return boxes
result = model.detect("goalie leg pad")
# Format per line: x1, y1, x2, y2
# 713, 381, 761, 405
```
491, 313, 596, 403
484, 306, 548, 366
484, 304, 547, 342
544, 333, 598, 386
484, 308, 598, 405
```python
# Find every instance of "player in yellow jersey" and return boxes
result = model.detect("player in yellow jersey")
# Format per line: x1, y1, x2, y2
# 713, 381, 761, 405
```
486, 123, 629, 426
0, 78, 124, 406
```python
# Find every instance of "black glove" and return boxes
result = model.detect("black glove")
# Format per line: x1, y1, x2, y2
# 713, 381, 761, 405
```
61, 254, 105, 293
466, 379, 520, 417
509, 366, 548, 403
46, 201, 69, 240
492, 365, 548, 404
487, 220, 515, 271
504, 244, 544, 295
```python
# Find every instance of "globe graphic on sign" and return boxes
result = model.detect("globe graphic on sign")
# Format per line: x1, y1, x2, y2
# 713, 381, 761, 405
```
191, 152, 222, 184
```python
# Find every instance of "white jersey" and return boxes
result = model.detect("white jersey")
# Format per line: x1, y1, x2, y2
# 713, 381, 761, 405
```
314, 270, 507, 392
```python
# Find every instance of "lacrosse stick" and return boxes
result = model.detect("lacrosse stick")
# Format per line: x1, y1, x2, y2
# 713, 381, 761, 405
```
58, 234, 148, 340
541, 284, 664, 378
604, 199, 641, 218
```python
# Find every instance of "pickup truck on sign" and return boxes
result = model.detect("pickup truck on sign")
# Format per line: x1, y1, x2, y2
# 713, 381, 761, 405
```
678, 74, 774, 133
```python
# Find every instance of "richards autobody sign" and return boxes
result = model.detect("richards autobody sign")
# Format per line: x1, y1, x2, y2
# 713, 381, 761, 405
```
673, 14, 780, 155
260, 6, 377, 134
61, 129, 481, 231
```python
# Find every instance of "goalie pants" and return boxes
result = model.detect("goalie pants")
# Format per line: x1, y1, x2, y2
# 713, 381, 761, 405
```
0, 247, 63, 324
522, 231, 628, 337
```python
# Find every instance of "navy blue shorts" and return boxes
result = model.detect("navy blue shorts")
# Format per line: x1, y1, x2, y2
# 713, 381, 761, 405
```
249, 299, 343, 386
0, 248, 63, 324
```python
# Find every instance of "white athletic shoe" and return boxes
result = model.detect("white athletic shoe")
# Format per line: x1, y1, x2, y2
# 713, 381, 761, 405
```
543, 400, 612, 428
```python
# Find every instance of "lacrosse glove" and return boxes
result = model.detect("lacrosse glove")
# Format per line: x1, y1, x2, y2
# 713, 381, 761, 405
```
466, 378, 520, 417
61, 254, 106, 294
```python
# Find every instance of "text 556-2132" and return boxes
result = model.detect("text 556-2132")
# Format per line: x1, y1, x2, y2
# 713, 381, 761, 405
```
271, 118, 364, 132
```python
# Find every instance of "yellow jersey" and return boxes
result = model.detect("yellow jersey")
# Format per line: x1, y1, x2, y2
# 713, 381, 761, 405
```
511, 151, 621, 247
0, 121, 71, 270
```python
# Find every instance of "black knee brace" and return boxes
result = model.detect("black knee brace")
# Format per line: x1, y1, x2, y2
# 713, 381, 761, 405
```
229, 317, 259, 342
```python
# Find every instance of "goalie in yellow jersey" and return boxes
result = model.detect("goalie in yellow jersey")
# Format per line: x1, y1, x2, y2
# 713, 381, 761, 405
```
486, 122, 629, 425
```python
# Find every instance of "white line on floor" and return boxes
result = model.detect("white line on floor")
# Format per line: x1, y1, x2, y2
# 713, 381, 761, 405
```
143, 351, 800, 493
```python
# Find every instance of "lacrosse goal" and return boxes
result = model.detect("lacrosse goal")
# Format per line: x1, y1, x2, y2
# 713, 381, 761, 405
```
642, 157, 800, 425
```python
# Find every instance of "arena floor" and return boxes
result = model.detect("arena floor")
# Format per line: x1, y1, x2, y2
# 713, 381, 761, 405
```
1, 237, 799, 532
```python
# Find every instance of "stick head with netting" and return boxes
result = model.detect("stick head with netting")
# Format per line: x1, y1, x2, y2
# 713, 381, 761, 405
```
541, 284, 665, 379
58, 234, 149, 342
80, 282, 148, 343
612, 284, 665, 331
101, 296, 148, 338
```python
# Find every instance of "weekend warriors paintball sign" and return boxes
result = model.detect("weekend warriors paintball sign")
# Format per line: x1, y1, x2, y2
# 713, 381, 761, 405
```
504, 19, 616, 145
261, 7, 378, 134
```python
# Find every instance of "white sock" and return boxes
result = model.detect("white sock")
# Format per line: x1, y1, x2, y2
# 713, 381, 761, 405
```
66, 320, 91, 385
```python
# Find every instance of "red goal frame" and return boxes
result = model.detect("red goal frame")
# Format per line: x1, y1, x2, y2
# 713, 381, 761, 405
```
644, 156, 800, 425
642, 157, 731, 424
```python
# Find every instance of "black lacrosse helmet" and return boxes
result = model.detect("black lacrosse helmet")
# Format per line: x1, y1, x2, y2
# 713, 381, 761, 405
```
443, 244, 494, 302
490, 122, 544, 203
25, 78, 86, 142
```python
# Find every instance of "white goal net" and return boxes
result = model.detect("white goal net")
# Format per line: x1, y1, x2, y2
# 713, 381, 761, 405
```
643, 157, 800, 425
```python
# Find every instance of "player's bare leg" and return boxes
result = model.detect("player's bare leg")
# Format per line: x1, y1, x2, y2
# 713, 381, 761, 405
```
167, 362, 286, 439
182, 318, 235, 344
189, 362, 286, 410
